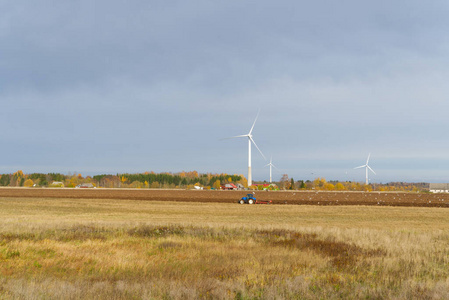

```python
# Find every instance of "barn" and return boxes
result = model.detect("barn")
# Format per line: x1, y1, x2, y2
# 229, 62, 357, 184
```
222, 183, 238, 190
429, 183, 449, 193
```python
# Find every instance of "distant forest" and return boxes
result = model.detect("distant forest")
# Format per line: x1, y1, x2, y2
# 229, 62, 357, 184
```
0, 170, 244, 189
0, 170, 429, 192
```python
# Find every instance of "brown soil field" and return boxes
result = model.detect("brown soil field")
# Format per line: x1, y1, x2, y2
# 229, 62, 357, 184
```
0, 187, 448, 207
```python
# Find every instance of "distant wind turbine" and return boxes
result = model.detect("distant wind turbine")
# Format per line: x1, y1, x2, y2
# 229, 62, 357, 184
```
265, 156, 280, 183
222, 110, 266, 187
354, 153, 376, 185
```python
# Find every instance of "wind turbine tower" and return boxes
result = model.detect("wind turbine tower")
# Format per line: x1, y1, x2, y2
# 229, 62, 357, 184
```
223, 110, 265, 187
265, 156, 279, 183
354, 153, 376, 185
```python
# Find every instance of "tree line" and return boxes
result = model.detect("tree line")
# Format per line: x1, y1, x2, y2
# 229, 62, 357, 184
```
0, 171, 244, 189
0, 170, 428, 192
272, 175, 428, 192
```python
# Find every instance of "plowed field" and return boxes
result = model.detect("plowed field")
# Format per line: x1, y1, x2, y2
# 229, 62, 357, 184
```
0, 188, 448, 207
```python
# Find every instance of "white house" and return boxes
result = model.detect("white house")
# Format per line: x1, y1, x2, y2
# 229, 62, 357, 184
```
429, 183, 449, 193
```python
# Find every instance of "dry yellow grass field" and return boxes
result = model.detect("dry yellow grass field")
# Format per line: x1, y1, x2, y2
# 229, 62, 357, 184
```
1, 197, 449, 299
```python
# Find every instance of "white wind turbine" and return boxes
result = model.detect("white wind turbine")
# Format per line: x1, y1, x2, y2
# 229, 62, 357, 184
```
354, 153, 376, 185
223, 110, 266, 187
265, 156, 280, 183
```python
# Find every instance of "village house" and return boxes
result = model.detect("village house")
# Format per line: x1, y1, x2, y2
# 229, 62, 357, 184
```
429, 183, 449, 193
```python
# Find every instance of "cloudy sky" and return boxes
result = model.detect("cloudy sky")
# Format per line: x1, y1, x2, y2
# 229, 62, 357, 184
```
2, 1, 449, 183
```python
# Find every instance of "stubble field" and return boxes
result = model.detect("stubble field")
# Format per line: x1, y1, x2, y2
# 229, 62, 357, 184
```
0, 189, 449, 299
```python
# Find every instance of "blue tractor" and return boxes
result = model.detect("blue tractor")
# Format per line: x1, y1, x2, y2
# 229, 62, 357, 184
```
239, 193, 257, 204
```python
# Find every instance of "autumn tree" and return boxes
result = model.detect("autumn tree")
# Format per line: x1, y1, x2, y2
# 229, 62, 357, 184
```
238, 175, 248, 188
12, 170, 24, 187
335, 182, 346, 190
69, 175, 81, 188
213, 180, 221, 189
324, 183, 335, 190
150, 181, 160, 189
280, 174, 290, 190
363, 184, 373, 192
348, 182, 362, 191
23, 179, 34, 187
313, 178, 326, 190
130, 181, 143, 188
186, 171, 199, 179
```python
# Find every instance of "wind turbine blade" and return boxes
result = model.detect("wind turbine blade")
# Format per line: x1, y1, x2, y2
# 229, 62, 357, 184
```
272, 164, 281, 172
248, 108, 261, 135
249, 136, 266, 160
366, 153, 371, 165
354, 165, 366, 169
219, 135, 248, 140
367, 165, 376, 175
231, 134, 249, 138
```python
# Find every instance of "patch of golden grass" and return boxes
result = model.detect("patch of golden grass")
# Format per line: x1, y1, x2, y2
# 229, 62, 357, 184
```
0, 198, 449, 299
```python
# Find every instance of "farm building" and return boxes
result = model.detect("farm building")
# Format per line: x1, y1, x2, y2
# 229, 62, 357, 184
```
429, 183, 449, 193
75, 183, 95, 188
222, 183, 238, 190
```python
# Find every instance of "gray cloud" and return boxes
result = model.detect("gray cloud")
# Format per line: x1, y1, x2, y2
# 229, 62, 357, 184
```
2, 1, 449, 182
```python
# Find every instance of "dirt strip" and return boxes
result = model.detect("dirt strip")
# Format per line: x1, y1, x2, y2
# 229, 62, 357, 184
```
0, 188, 448, 207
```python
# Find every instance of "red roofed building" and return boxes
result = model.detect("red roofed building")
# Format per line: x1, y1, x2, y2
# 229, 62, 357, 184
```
222, 183, 238, 190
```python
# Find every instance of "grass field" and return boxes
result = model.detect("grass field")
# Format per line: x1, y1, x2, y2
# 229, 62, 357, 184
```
1, 197, 449, 299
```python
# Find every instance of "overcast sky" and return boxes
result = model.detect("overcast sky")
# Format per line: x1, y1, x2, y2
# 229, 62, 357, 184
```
2, 1, 449, 183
